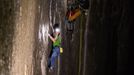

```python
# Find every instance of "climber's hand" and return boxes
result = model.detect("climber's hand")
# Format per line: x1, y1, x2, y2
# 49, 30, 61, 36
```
47, 33, 50, 37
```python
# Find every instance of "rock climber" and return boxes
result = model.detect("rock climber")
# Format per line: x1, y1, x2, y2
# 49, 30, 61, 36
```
48, 24, 62, 71
65, 2, 81, 31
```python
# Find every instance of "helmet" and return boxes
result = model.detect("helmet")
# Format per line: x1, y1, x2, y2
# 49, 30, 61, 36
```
53, 24, 60, 33
55, 28, 60, 33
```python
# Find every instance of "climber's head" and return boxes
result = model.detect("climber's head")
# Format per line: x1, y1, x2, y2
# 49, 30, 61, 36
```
55, 28, 60, 33
53, 24, 60, 35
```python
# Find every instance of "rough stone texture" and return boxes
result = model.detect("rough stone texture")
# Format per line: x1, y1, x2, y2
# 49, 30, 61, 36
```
61, 0, 131, 75
86, 0, 131, 75
0, 0, 15, 75
11, 0, 36, 75
0, 0, 37, 75
0, 0, 132, 75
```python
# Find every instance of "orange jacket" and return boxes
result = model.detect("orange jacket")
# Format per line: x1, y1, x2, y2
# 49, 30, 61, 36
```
66, 8, 81, 21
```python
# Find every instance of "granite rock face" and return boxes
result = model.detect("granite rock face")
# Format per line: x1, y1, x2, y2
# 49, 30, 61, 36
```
0, 0, 132, 75
85, 0, 131, 75
0, 0, 15, 75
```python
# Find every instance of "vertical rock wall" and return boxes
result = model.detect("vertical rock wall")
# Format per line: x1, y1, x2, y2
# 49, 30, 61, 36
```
11, 0, 37, 75
86, 0, 130, 75
0, 0, 132, 75
0, 0, 15, 75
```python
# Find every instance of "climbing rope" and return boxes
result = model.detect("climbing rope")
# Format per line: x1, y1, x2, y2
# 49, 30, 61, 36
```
78, 13, 83, 75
